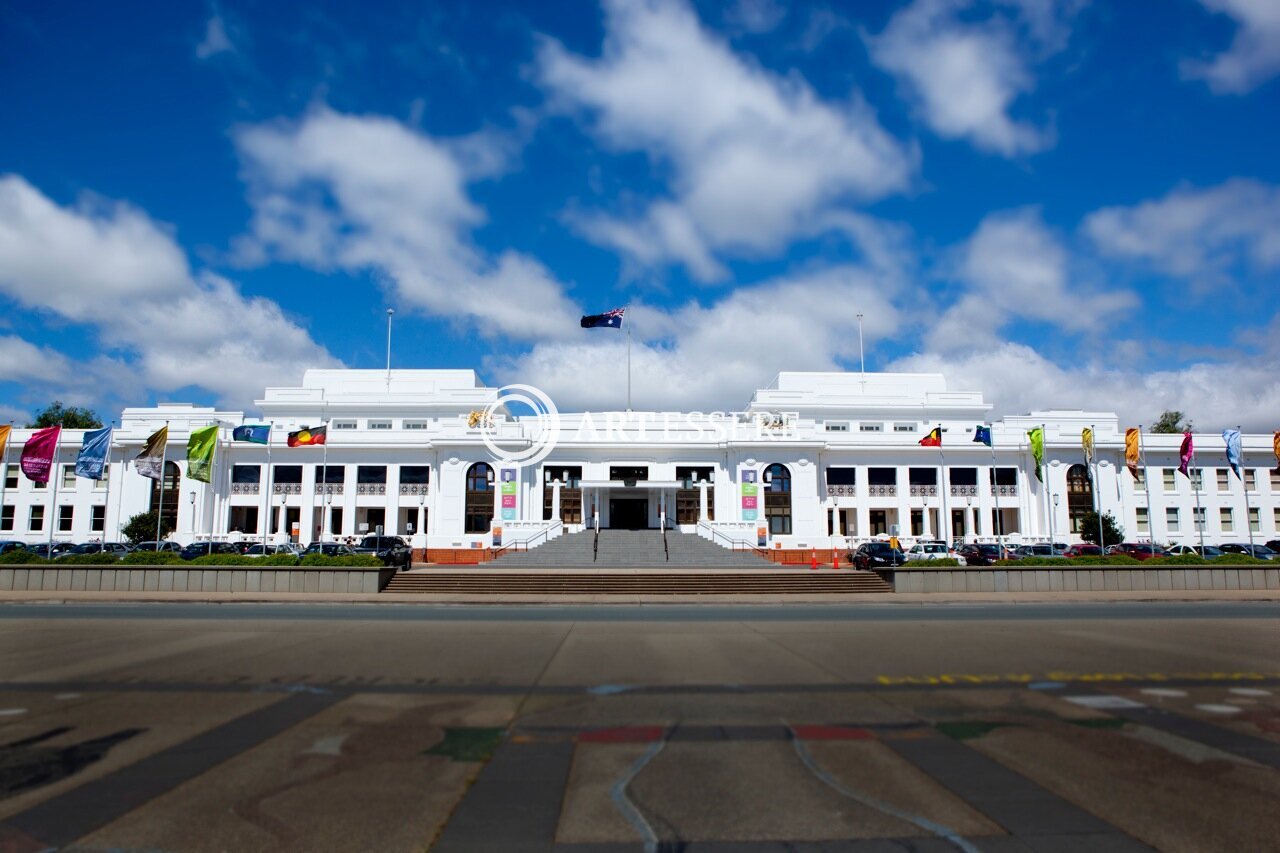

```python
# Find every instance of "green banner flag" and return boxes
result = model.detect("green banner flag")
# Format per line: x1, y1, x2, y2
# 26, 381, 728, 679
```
1027, 427, 1044, 482
186, 424, 218, 483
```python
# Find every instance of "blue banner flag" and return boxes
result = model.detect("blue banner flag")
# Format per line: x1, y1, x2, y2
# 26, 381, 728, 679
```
233, 424, 271, 445
75, 427, 112, 480
973, 425, 992, 447
1222, 428, 1243, 478
580, 308, 625, 329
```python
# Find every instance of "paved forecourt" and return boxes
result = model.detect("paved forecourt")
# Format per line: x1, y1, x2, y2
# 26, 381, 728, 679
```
0, 602, 1276, 850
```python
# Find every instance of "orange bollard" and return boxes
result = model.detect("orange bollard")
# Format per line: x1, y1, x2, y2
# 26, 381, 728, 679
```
832, 548, 839, 570
809, 548, 818, 570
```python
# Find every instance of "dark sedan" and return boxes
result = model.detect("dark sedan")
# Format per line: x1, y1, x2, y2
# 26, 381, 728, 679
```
955, 543, 1009, 566
851, 542, 905, 570
302, 542, 356, 558
1218, 543, 1277, 561
1111, 542, 1165, 561
179, 542, 242, 560
352, 535, 412, 569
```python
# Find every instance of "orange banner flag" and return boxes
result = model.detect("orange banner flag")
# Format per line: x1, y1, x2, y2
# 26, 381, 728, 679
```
1125, 427, 1140, 477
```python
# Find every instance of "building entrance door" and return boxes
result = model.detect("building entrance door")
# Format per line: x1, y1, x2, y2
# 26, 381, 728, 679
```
609, 498, 648, 529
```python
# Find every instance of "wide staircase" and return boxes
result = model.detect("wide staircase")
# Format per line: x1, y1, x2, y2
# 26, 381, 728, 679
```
491, 529, 770, 568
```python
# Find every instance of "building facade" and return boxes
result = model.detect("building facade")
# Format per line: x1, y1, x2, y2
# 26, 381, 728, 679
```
3, 369, 1277, 559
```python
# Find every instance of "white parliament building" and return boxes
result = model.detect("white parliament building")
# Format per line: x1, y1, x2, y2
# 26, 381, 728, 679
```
2, 369, 1277, 561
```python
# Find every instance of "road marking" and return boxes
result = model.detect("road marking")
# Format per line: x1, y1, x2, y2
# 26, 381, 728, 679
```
1195, 704, 1242, 714
1065, 695, 1146, 710
0, 708, 26, 716
609, 738, 666, 852
53, 693, 80, 700
1229, 687, 1272, 696
1141, 688, 1188, 697
302, 734, 347, 756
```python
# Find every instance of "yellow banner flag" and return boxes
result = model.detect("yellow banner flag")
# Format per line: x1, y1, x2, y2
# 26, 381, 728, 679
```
0, 424, 9, 459
1081, 428, 1094, 465
1274, 431, 1279, 469
1125, 427, 1140, 477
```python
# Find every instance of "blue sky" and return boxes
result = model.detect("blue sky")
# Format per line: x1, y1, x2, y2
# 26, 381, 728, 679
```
0, 0, 1277, 427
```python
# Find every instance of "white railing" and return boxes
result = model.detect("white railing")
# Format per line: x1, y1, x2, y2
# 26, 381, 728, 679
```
696, 520, 762, 551
909, 485, 937, 497
230, 483, 260, 495
867, 485, 896, 497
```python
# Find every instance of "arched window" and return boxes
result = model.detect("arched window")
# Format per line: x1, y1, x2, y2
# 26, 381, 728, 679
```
1066, 464, 1093, 533
764, 463, 792, 535
148, 461, 181, 535
464, 462, 494, 534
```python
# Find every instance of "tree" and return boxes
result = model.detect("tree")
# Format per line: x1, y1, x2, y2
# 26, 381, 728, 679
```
27, 401, 103, 429
1078, 510, 1124, 547
122, 511, 173, 544
1151, 410, 1191, 434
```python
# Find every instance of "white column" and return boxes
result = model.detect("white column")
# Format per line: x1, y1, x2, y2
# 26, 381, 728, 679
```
698, 480, 709, 522
551, 480, 562, 523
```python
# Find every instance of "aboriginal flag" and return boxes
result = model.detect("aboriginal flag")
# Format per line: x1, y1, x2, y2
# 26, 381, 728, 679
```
918, 427, 942, 447
287, 425, 326, 447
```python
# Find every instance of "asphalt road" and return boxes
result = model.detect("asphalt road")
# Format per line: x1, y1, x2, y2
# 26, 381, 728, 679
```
0, 601, 1276, 851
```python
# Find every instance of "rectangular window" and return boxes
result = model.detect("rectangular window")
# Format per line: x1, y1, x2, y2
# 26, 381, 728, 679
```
58, 505, 73, 532
674, 466, 714, 524
403, 420, 430, 430
29, 505, 44, 532
357, 466, 387, 484
1217, 469, 1229, 491
368, 421, 392, 430
317, 465, 345, 484
1248, 507, 1260, 533
0, 505, 12, 531
1162, 469, 1175, 491
1132, 468, 1144, 487
1193, 507, 1205, 531
824, 421, 848, 432
332, 420, 357, 430
893, 423, 917, 433
3, 468, 15, 489
825, 468, 857, 486
96, 465, 109, 489
228, 506, 259, 535
1190, 469, 1203, 490
1244, 469, 1256, 491
232, 464, 261, 484
1220, 507, 1233, 532
908, 468, 937, 486
62, 465, 76, 489
1271, 469, 1280, 491
1135, 506, 1149, 533
859, 423, 883, 432
609, 466, 649, 481
91, 505, 105, 532
1165, 507, 1179, 532
400, 466, 430, 485
273, 465, 303, 484
989, 467, 1017, 486
910, 509, 924, 536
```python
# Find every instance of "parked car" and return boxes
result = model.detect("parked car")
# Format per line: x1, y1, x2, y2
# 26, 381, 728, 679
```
1165, 544, 1224, 558
904, 541, 963, 563
0, 541, 29, 554
352, 535, 412, 569
67, 542, 132, 556
302, 542, 356, 558
1218, 543, 1278, 561
243, 543, 302, 558
230, 540, 260, 555
1267, 540, 1280, 553
1018, 544, 1068, 559
1063, 544, 1103, 558
955, 543, 1011, 566
179, 541, 242, 560
131, 540, 181, 553
851, 541, 905, 570
1110, 542, 1165, 561
28, 542, 77, 559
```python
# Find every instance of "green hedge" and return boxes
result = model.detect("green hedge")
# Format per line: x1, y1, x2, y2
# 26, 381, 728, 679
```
902, 558, 962, 567
1209, 554, 1270, 565
259, 554, 301, 566
0, 550, 45, 565
1064, 555, 1142, 566
298, 554, 384, 568
118, 551, 182, 565
186, 554, 257, 566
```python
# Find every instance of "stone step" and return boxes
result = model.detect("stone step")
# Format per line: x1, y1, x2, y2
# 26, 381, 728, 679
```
383, 570, 893, 595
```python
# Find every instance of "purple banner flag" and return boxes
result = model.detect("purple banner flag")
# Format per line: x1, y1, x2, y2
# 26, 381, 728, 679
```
20, 426, 61, 483
1178, 431, 1194, 477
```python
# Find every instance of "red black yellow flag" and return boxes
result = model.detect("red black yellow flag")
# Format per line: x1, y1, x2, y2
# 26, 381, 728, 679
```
287, 425, 327, 447
918, 427, 942, 447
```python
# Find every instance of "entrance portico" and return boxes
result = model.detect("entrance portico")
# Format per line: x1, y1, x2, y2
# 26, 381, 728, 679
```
581, 479, 682, 529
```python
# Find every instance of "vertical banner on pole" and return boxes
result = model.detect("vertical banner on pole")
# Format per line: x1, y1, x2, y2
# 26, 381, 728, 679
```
739, 468, 758, 522
500, 467, 518, 521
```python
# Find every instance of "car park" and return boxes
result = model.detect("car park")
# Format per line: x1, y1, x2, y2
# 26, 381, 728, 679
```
28, 542, 77, 559
903, 541, 965, 564
352, 535, 412, 569
1218, 543, 1278, 560
851, 541, 905, 570
1063, 544, 1103, 558
67, 542, 132, 556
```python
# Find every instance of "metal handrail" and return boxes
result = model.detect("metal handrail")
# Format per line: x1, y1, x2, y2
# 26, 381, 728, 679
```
492, 519, 563, 556
696, 521, 767, 555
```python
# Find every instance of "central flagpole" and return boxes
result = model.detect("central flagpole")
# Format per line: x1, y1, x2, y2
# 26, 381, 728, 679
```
626, 319, 632, 413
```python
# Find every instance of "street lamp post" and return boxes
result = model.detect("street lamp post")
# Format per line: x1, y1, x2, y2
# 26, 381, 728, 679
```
188, 491, 196, 545
1051, 493, 1059, 550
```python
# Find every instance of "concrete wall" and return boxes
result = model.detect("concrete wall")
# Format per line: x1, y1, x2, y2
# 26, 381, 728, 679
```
893, 566, 1280, 593
0, 566, 395, 594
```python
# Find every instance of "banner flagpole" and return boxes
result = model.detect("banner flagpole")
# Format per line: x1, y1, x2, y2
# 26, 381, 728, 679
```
989, 440, 1002, 553
155, 421, 169, 543
47, 424, 63, 552
1090, 425, 1104, 552
262, 437, 273, 552
1239, 425, 1255, 553
1137, 425, 1153, 543
1042, 422, 1051, 545
1193, 448, 1205, 553
321, 423, 330, 543
0, 422, 10, 537
100, 425, 115, 543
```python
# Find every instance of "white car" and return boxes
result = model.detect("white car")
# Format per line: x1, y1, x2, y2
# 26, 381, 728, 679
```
905, 541, 967, 565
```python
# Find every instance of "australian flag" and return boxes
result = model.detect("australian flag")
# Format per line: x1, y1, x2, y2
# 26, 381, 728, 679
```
580, 307, 625, 329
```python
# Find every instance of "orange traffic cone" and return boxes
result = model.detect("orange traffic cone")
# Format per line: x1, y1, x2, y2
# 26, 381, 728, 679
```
832, 548, 839, 570
809, 548, 818, 570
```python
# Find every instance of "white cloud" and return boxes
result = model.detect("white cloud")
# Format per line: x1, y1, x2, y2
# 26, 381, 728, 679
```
196, 13, 235, 60
0, 335, 74, 385
496, 266, 904, 410
889, 337, 1280, 432
724, 0, 787, 34
1181, 0, 1280, 94
864, 0, 1079, 156
1084, 178, 1280, 283
537, 0, 917, 280
234, 107, 581, 340
0, 175, 338, 407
